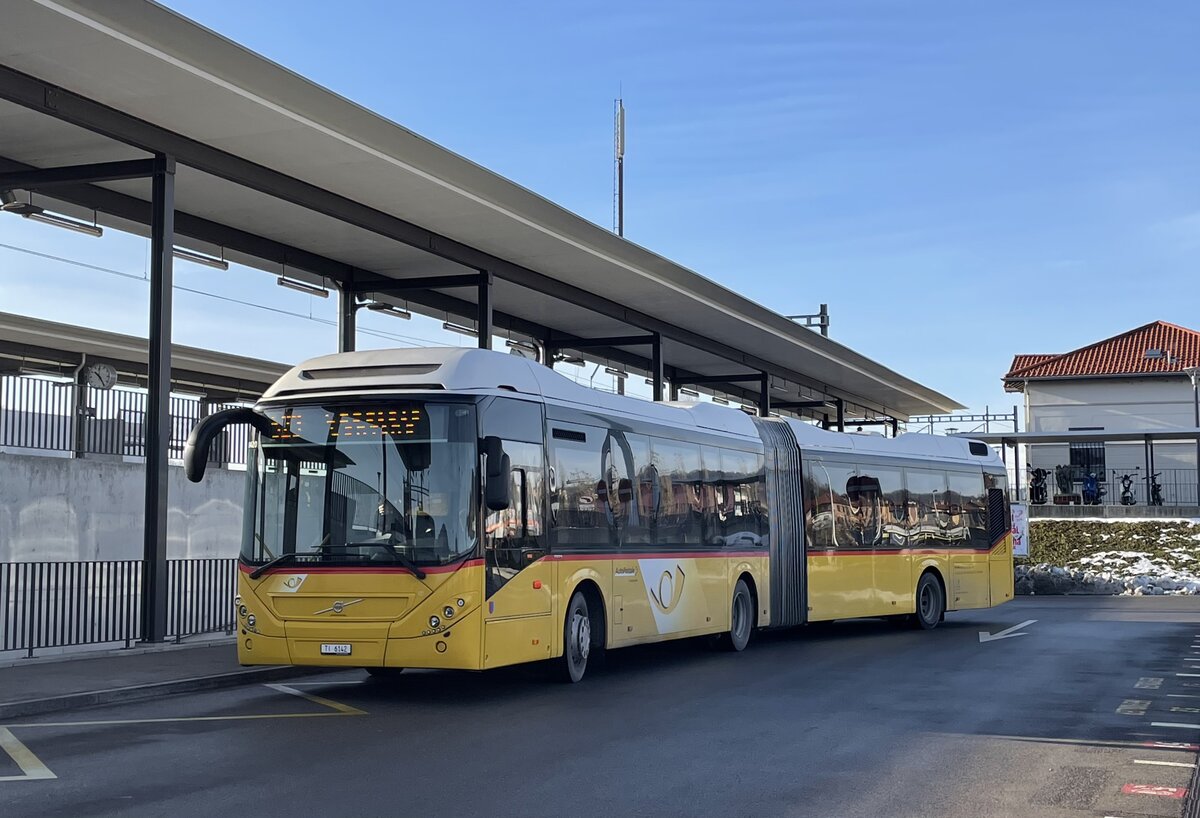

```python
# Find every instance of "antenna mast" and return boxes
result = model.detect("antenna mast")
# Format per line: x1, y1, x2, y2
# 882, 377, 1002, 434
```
614, 98, 625, 237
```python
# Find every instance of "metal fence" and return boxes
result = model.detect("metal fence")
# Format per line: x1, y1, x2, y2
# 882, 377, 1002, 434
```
0, 374, 250, 464
0, 559, 238, 657
1017, 467, 1199, 507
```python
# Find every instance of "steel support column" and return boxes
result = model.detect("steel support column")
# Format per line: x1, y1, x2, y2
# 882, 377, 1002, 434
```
758, 374, 770, 418
1014, 437, 1022, 503
477, 272, 493, 350
141, 153, 174, 644
337, 283, 357, 353
835, 398, 845, 433
650, 333, 664, 402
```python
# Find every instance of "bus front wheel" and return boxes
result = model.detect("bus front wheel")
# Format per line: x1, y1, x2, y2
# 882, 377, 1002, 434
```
558, 590, 592, 683
912, 573, 945, 630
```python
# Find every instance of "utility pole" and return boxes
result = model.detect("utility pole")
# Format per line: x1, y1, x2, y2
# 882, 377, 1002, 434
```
1186, 366, 1200, 506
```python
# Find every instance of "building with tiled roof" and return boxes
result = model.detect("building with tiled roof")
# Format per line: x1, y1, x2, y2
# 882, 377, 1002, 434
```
1004, 321, 1200, 507
1004, 321, 1200, 390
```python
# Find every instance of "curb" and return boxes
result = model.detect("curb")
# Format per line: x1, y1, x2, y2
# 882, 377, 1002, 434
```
0, 665, 338, 721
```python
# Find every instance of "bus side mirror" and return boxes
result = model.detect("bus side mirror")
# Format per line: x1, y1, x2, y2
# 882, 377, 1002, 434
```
184, 407, 272, 483
482, 436, 511, 511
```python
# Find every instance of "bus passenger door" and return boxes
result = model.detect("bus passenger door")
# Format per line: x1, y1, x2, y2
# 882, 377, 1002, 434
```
483, 440, 554, 669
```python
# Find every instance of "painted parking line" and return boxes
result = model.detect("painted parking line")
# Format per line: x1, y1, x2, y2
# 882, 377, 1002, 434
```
0, 728, 55, 783
1143, 741, 1200, 750
1133, 759, 1196, 768
1150, 722, 1200, 730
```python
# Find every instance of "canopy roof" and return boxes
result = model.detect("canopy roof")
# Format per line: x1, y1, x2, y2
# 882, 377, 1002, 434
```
0, 0, 961, 419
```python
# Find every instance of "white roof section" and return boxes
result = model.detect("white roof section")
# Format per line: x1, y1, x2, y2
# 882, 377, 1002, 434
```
0, 0, 961, 419
261, 347, 997, 466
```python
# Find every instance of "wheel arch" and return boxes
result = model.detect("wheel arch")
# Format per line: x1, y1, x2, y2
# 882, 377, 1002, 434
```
565, 577, 607, 653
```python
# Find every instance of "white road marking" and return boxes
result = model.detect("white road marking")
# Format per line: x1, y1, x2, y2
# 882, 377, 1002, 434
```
1167, 694, 1200, 699
1151, 722, 1200, 729
1177, 673, 1200, 678
1134, 760, 1196, 768
0, 727, 56, 782
978, 619, 1037, 643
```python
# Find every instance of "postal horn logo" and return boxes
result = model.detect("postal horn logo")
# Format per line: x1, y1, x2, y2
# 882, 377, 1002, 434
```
649, 565, 686, 613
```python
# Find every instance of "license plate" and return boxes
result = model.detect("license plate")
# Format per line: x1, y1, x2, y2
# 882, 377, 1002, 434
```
320, 643, 352, 656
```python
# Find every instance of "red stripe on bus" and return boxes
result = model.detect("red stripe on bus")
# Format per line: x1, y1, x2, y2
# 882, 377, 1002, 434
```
239, 558, 485, 578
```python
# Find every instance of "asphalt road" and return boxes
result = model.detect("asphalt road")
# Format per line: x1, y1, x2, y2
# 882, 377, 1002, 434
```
4, 596, 1200, 818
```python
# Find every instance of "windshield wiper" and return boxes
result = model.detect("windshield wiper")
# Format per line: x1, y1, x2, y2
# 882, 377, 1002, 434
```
379, 539, 428, 580
249, 552, 300, 580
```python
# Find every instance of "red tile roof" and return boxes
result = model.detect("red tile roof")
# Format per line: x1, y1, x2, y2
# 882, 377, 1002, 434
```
1003, 321, 1200, 387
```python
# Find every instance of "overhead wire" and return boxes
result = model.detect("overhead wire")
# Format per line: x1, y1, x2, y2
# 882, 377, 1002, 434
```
0, 240, 441, 348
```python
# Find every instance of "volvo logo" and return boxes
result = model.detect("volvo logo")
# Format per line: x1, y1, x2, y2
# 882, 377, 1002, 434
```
313, 598, 364, 615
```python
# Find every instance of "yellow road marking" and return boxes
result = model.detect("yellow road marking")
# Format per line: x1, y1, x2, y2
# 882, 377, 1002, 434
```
8, 683, 366, 730
0, 727, 56, 782
264, 683, 366, 715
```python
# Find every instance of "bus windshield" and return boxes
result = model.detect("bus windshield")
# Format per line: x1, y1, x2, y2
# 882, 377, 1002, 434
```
242, 402, 478, 568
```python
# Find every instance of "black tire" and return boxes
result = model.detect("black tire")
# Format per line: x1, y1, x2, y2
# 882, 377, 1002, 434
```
912, 572, 945, 630
557, 590, 593, 683
364, 667, 404, 679
718, 578, 754, 652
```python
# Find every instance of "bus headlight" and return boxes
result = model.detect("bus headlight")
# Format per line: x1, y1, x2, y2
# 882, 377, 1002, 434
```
456, 598, 465, 608
443, 606, 455, 619
239, 605, 248, 618
246, 614, 256, 629
429, 615, 440, 629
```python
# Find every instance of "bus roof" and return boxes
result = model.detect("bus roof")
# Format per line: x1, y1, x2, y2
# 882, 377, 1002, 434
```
262, 348, 998, 468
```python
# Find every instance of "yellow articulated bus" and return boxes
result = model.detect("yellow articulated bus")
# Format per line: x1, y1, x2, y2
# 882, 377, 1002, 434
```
185, 347, 1012, 683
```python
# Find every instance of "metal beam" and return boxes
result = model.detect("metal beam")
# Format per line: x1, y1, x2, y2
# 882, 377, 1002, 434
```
141, 153, 174, 644
650, 333, 664, 402
0, 66, 899, 420
835, 398, 845, 433
477, 272, 492, 350
546, 333, 658, 352
672, 373, 764, 387
758, 373, 769, 418
352, 273, 484, 293
773, 400, 835, 410
337, 283, 357, 353
0, 158, 156, 190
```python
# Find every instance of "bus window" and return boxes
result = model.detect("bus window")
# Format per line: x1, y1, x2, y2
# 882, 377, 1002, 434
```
701, 445, 725, 546
905, 469, 949, 547
720, 448, 767, 549
623, 433, 654, 547
552, 430, 607, 550
805, 459, 857, 550
854, 466, 903, 548
485, 440, 546, 594
947, 470, 988, 549
652, 439, 703, 546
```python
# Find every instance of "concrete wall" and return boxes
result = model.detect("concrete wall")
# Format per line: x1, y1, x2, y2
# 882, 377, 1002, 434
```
0, 453, 244, 562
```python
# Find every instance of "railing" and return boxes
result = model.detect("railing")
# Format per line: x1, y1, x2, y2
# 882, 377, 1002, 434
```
0, 559, 238, 657
0, 374, 250, 465
1016, 467, 1199, 507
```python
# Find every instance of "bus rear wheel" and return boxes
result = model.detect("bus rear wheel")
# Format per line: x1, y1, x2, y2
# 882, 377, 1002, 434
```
718, 578, 754, 652
557, 590, 592, 683
912, 573, 945, 630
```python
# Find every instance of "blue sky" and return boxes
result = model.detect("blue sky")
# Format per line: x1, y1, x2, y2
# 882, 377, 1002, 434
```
2, 1, 1199, 423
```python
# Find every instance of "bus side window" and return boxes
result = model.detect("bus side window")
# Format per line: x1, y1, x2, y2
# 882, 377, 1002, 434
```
486, 440, 545, 596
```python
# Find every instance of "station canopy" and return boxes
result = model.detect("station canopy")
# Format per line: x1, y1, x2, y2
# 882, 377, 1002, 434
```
0, 0, 961, 420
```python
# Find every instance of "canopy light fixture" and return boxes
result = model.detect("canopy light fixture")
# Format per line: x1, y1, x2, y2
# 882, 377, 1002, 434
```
771, 377, 789, 393
711, 396, 730, 405
276, 276, 329, 298
554, 354, 585, 366
173, 247, 228, 271
604, 366, 628, 379
679, 387, 700, 398
365, 301, 412, 320
443, 321, 477, 337
2, 201, 103, 237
